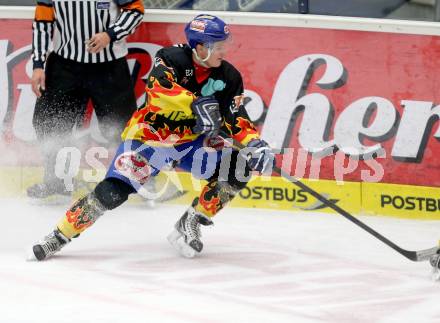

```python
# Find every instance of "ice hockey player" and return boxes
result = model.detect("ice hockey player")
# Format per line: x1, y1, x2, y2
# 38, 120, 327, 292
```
29, 14, 275, 260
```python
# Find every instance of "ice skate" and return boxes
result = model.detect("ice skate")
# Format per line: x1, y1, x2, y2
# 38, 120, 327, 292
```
167, 204, 213, 258
27, 181, 71, 205
29, 229, 71, 261
430, 253, 440, 281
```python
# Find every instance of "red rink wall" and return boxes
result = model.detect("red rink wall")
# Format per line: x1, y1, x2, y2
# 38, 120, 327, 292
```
1, 8, 440, 217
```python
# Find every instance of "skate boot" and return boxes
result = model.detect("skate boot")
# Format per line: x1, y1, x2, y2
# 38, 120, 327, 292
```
29, 228, 71, 261
27, 180, 71, 205
430, 252, 440, 281
167, 204, 213, 258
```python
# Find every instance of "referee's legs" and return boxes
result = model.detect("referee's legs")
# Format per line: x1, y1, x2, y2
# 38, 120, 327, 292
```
29, 54, 88, 200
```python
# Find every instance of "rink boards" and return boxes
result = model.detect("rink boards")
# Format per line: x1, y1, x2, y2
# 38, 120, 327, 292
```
1, 166, 440, 220
1, 8, 440, 219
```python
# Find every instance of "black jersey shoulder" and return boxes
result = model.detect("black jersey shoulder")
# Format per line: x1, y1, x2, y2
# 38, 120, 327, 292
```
156, 44, 193, 81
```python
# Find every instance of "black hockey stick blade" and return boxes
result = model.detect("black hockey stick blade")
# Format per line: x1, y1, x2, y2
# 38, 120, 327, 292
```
219, 131, 439, 262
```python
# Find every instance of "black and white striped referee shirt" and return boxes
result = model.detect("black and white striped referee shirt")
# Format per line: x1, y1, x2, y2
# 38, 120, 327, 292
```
32, 0, 144, 68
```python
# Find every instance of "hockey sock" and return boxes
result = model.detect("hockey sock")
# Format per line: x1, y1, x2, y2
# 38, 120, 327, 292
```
195, 180, 241, 217
57, 192, 106, 239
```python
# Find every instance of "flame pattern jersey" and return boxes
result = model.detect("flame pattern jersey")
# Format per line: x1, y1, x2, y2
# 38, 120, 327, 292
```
121, 44, 259, 146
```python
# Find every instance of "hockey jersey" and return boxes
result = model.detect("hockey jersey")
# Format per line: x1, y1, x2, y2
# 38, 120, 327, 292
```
121, 44, 259, 146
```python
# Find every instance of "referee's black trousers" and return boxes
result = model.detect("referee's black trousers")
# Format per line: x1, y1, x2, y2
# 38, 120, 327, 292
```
32, 53, 137, 184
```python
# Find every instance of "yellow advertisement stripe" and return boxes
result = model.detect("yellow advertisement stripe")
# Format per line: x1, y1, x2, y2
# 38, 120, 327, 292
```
151, 172, 361, 215
362, 182, 440, 220
230, 176, 361, 214
5, 166, 440, 220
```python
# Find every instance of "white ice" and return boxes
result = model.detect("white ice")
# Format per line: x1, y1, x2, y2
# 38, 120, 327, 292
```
1, 198, 440, 323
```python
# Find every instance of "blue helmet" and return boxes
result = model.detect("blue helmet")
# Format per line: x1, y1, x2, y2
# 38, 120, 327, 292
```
185, 14, 230, 49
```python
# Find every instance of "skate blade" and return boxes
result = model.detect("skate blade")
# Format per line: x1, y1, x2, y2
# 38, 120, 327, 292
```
167, 229, 182, 244
432, 267, 440, 281
26, 245, 38, 261
167, 230, 196, 258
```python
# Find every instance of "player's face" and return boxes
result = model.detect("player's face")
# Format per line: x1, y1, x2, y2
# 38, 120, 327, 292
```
198, 40, 229, 68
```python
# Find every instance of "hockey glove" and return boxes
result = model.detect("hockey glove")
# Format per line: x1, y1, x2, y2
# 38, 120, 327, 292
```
191, 96, 222, 137
244, 139, 275, 173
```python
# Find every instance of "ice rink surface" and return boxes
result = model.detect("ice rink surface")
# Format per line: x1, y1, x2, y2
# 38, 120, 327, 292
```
1, 198, 440, 323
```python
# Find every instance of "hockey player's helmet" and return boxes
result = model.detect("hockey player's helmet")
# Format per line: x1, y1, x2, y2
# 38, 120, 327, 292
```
185, 14, 230, 49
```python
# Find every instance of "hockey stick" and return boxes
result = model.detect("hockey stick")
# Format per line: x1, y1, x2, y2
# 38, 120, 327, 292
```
220, 131, 439, 262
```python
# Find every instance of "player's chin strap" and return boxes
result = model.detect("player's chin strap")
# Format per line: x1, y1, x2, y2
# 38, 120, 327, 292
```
218, 130, 440, 264
192, 48, 212, 68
